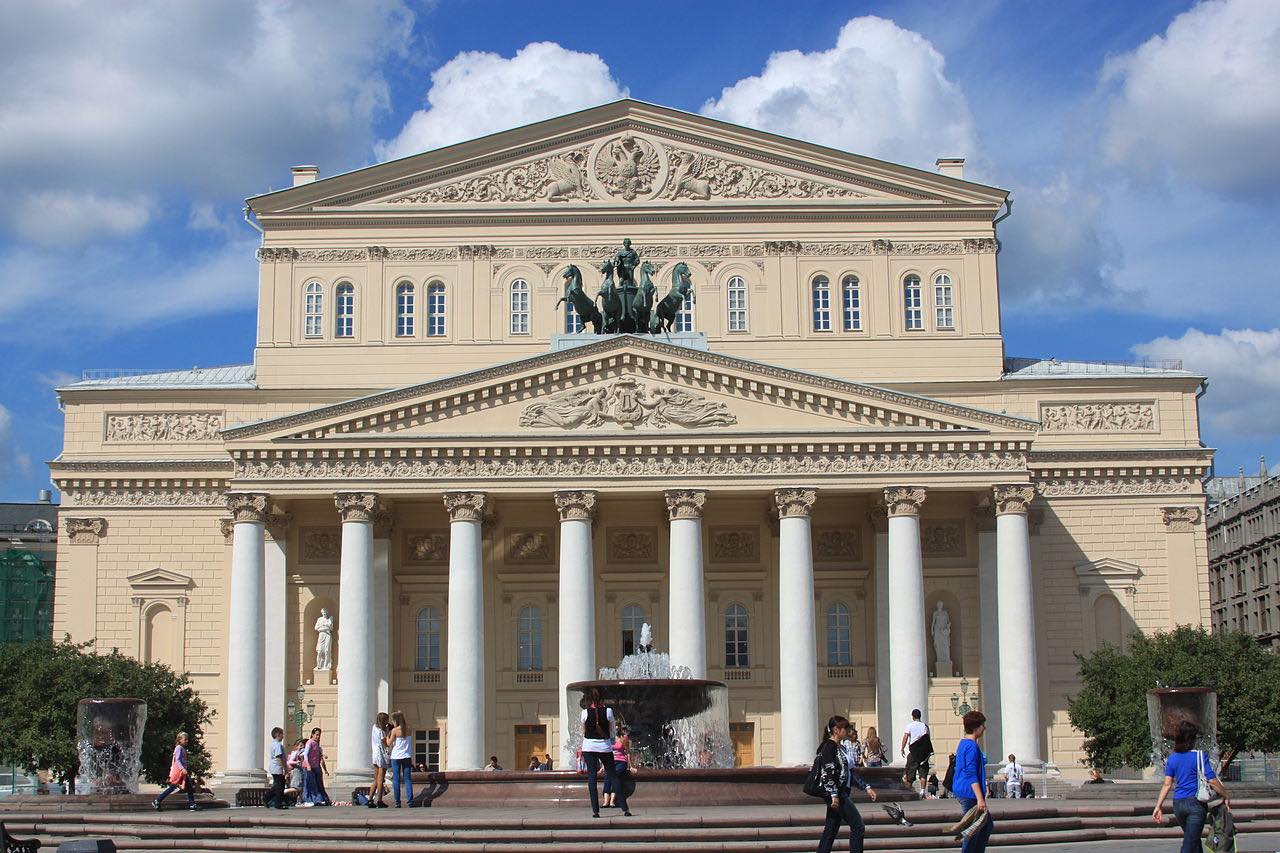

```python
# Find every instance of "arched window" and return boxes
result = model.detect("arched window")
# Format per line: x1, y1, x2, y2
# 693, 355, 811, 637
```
933, 273, 954, 329
565, 301, 584, 334
726, 275, 748, 332
335, 282, 355, 338
825, 602, 852, 665
675, 286, 696, 333
621, 604, 646, 656
724, 603, 749, 668
426, 281, 446, 337
395, 282, 415, 337
811, 276, 831, 331
415, 606, 441, 671
304, 281, 323, 338
510, 278, 530, 335
517, 605, 543, 671
903, 275, 923, 330
841, 275, 861, 331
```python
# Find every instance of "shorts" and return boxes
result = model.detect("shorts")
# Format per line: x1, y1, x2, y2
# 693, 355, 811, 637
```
904, 752, 930, 784
373, 753, 390, 769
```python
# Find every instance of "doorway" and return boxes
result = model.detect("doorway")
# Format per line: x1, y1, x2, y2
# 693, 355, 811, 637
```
514, 724, 547, 770
730, 722, 755, 767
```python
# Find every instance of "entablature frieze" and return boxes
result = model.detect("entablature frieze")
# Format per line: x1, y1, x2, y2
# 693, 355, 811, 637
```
56, 478, 231, 508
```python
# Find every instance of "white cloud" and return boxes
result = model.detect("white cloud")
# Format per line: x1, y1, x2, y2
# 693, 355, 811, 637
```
700, 16, 977, 170
1101, 0, 1280, 198
9, 191, 152, 244
378, 42, 627, 161
1132, 328, 1280, 438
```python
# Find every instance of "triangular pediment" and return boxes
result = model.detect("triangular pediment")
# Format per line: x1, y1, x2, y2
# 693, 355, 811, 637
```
248, 101, 1007, 216
224, 336, 1036, 445
127, 567, 194, 592
1075, 557, 1143, 583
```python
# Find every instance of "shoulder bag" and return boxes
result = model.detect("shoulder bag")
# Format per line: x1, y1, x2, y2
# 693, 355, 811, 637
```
1195, 750, 1212, 803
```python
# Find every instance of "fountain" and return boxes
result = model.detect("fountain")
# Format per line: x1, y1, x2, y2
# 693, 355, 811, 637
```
76, 698, 147, 795
566, 624, 732, 769
1148, 686, 1219, 767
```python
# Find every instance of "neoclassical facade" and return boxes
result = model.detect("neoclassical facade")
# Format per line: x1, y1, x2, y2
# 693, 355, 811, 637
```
51, 101, 1211, 783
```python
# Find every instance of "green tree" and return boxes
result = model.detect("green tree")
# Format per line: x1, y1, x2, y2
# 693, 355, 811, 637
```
0, 638, 213, 791
1068, 625, 1280, 772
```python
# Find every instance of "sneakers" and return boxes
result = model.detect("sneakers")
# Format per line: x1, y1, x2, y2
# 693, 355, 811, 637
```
151, 799, 161, 811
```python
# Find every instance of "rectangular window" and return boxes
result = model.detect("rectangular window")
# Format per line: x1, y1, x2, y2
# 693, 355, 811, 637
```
565, 303, 584, 334
510, 281, 530, 335
396, 286, 415, 337
414, 729, 441, 770
675, 288, 695, 333
904, 277, 923, 330
842, 278, 861, 331
427, 286, 446, 337
727, 276, 747, 332
812, 278, 831, 331
934, 283, 954, 329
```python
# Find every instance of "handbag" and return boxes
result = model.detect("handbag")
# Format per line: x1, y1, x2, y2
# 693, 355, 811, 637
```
1195, 750, 1212, 803
802, 749, 828, 800
168, 760, 187, 786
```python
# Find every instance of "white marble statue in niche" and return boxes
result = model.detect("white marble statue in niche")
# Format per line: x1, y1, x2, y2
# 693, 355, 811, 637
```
931, 601, 953, 675
314, 608, 334, 670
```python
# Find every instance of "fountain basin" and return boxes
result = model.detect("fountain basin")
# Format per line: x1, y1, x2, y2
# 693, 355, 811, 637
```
567, 679, 732, 769
76, 699, 147, 796
1147, 687, 1218, 766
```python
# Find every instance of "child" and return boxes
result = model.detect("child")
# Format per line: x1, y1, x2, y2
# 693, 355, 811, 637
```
152, 732, 197, 811
285, 738, 306, 803
264, 727, 288, 809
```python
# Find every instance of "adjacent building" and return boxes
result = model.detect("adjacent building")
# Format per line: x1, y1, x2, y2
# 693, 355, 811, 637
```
0, 489, 58, 643
1208, 466, 1280, 649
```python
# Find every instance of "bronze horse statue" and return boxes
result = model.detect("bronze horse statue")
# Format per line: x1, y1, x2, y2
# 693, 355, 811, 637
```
651, 262, 693, 334
596, 259, 625, 333
634, 261, 658, 332
555, 264, 602, 334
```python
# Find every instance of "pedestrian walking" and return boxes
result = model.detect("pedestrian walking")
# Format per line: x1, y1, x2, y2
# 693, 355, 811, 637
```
264, 727, 288, 809
285, 738, 306, 802
1002, 754, 1024, 799
899, 709, 932, 797
387, 710, 414, 808
603, 727, 633, 808
580, 687, 629, 817
152, 732, 197, 811
839, 725, 864, 779
1153, 720, 1230, 853
368, 712, 391, 808
301, 727, 331, 806
951, 710, 993, 853
813, 715, 878, 853
861, 727, 887, 767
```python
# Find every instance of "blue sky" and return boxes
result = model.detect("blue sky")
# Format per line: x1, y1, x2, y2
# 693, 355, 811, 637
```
1, 0, 1278, 501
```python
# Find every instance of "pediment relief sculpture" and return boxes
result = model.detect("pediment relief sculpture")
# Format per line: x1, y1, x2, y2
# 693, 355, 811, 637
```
519, 377, 736, 430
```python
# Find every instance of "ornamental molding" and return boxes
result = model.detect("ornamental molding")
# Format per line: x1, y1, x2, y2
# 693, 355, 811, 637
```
774, 488, 817, 519
813, 527, 860, 561
226, 492, 270, 523
993, 484, 1036, 515
505, 528, 554, 564
57, 482, 228, 508
219, 518, 234, 543
264, 510, 291, 542
405, 530, 449, 564
65, 517, 107, 544
922, 520, 966, 557
50, 459, 231, 474
300, 527, 342, 563
443, 491, 488, 522
1040, 402, 1157, 433
1161, 506, 1203, 532
867, 505, 888, 534
553, 489, 597, 522
1034, 475, 1200, 498
104, 412, 224, 443
665, 489, 708, 520
334, 492, 381, 523
607, 527, 657, 563
884, 486, 926, 517
709, 526, 759, 563
520, 378, 737, 430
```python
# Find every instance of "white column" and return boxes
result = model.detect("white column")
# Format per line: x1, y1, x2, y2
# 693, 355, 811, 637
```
334, 493, 379, 787
262, 514, 289, 764
372, 512, 393, 713
975, 506, 1003, 756
223, 493, 269, 784
870, 506, 893, 748
995, 485, 1041, 764
666, 490, 708, 678
886, 486, 929, 747
444, 492, 488, 770
776, 488, 818, 766
555, 490, 597, 768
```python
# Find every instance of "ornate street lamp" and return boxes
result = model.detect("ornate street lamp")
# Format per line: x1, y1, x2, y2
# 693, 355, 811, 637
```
951, 677, 980, 717
286, 685, 316, 740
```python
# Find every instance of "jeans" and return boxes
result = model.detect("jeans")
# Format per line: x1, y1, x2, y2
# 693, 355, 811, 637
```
1173, 798, 1207, 853
816, 791, 865, 853
391, 757, 414, 806
956, 797, 993, 853
584, 751, 626, 814
155, 775, 194, 807
265, 773, 286, 808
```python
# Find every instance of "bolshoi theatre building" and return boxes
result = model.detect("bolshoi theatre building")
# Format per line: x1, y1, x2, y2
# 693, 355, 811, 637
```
50, 101, 1212, 785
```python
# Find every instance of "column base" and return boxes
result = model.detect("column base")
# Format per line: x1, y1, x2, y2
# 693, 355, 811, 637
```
333, 768, 373, 792
216, 768, 267, 787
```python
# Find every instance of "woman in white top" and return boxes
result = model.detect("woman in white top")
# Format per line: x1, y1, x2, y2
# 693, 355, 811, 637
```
580, 688, 629, 817
387, 710, 414, 808
368, 712, 391, 808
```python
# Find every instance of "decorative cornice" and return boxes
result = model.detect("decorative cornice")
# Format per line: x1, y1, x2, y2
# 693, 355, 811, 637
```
867, 505, 888, 534
49, 459, 232, 474
884, 486, 927, 517
334, 492, 381, 523
443, 491, 488, 523
55, 477, 230, 508
665, 489, 708, 520
993, 484, 1036, 516
1035, 475, 1201, 498
774, 488, 817, 519
64, 517, 107, 544
1161, 506, 1203, 532
553, 490, 597, 522
226, 492, 270, 523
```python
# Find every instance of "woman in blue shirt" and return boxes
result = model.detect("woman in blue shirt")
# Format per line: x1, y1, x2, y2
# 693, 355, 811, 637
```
1152, 720, 1230, 853
951, 710, 993, 853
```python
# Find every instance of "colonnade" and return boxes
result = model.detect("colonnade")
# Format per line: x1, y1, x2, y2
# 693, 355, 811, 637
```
221, 484, 1041, 781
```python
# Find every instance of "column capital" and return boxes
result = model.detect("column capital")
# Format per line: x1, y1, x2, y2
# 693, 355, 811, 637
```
883, 486, 926, 517
443, 491, 488, 522
553, 490, 597, 522
774, 487, 817, 519
372, 507, 395, 539
665, 489, 708, 520
1161, 505, 1202, 532
993, 484, 1036, 516
867, 505, 888, 534
226, 492, 271, 524
219, 518, 234, 543
65, 516, 107, 545
335, 492, 382, 523
265, 510, 291, 543
971, 502, 997, 532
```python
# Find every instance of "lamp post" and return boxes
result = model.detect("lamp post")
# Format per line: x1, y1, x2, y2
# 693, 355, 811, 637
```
286, 685, 316, 740
951, 677, 980, 717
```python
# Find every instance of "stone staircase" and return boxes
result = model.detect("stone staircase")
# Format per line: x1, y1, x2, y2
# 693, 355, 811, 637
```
3, 799, 1279, 852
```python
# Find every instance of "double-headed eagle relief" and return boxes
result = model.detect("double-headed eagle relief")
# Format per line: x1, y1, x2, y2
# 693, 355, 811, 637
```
555, 239, 694, 335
